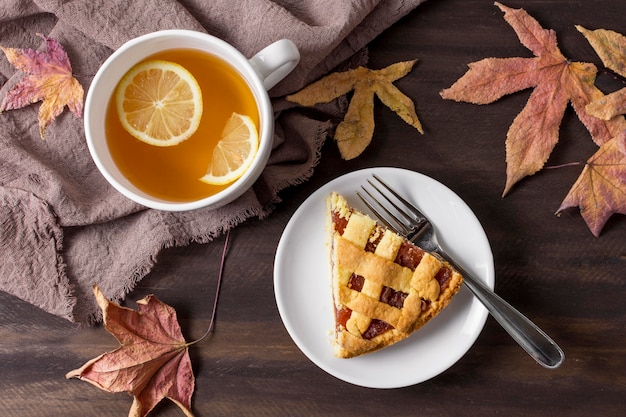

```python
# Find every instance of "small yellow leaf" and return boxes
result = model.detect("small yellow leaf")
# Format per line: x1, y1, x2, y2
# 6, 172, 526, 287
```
287, 60, 421, 160
586, 88, 626, 120
335, 85, 375, 160
576, 25, 626, 78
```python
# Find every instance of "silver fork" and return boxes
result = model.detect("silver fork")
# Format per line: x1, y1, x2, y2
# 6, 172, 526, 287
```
357, 174, 564, 369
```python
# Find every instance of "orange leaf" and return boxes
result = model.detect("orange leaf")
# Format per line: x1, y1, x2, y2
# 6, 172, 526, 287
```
440, 2, 626, 196
66, 285, 194, 417
287, 60, 422, 160
0, 33, 83, 139
557, 134, 626, 237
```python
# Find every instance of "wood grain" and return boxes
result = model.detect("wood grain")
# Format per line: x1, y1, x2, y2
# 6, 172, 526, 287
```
2, 1, 625, 416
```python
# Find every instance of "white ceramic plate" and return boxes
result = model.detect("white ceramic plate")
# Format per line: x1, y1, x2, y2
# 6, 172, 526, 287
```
274, 167, 494, 388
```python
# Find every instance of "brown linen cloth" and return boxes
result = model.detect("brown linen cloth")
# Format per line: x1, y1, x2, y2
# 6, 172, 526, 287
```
0, 0, 426, 323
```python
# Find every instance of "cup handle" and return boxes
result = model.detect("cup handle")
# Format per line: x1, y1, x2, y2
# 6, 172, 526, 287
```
248, 39, 300, 90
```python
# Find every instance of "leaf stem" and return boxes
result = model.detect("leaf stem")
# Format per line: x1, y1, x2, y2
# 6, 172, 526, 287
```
188, 229, 230, 346
599, 66, 626, 86
544, 161, 582, 169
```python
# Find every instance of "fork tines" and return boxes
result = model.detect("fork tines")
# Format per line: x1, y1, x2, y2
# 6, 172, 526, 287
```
356, 174, 429, 240
357, 175, 565, 369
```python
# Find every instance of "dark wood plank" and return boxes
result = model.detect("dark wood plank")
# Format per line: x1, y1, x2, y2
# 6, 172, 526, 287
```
2, 1, 625, 416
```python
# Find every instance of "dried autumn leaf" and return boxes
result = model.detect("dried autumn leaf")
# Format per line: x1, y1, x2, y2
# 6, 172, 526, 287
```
287, 60, 422, 160
0, 33, 83, 139
557, 133, 626, 237
66, 285, 194, 417
578, 26, 626, 121
440, 2, 626, 196
576, 26, 626, 78
585, 88, 626, 121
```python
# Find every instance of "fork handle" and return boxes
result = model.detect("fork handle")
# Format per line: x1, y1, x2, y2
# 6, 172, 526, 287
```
449, 260, 564, 369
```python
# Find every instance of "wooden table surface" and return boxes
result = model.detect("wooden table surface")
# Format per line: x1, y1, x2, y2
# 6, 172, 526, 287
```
2, 1, 625, 416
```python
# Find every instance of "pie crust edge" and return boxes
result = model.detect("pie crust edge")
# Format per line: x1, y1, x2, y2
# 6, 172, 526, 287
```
327, 191, 464, 358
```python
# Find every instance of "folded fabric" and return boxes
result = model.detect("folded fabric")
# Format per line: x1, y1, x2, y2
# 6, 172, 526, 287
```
0, 0, 426, 323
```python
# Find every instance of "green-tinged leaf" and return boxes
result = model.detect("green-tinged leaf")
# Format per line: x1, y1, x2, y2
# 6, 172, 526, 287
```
577, 25, 626, 78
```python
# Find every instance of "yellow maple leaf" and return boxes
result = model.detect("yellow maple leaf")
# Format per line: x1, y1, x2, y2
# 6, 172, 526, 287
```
287, 60, 423, 160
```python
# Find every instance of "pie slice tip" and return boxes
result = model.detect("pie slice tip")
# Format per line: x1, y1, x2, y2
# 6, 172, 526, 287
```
326, 191, 463, 358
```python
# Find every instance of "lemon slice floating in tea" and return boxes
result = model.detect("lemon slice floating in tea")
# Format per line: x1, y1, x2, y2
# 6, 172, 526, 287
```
199, 112, 259, 185
116, 60, 203, 146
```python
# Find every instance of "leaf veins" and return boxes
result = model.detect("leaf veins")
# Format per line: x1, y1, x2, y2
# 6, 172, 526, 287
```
578, 26, 626, 122
0, 33, 84, 139
557, 134, 626, 237
66, 286, 194, 417
440, 2, 626, 196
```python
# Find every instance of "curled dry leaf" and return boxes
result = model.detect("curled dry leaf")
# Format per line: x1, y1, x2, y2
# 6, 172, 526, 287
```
585, 88, 626, 121
578, 26, 626, 121
66, 285, 194, 417
0, 33, 83, 139
287, 60, 422, 160
563, 26, 626, 235
441, 2, 626, 196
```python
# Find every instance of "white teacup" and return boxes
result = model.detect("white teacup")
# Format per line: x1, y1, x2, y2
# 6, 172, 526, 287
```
85, 29, 300, 211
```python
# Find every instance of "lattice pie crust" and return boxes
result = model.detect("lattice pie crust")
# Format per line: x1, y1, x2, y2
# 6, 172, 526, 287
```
327, 192, 463, 358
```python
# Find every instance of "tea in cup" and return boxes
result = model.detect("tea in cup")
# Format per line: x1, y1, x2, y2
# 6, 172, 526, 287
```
85, 30, 300, 211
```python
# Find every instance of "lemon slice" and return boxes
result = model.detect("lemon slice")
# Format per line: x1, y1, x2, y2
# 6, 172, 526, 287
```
116, 60, 203, 146
199, 112, 259, 185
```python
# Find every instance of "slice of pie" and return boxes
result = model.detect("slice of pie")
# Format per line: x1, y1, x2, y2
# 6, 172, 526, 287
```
326, 192, 463, 358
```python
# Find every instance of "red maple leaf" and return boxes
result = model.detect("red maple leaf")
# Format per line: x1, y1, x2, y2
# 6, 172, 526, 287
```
66, 286, 194, 417
0, 33, 83, 139
440, 2, 626, 196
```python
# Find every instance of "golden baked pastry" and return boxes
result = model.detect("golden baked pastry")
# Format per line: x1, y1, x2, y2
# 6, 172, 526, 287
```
327, 192, 464, 358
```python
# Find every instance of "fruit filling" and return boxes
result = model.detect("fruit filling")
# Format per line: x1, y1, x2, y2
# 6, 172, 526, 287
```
362, 319, 394, 340
348, 273, 365, 291
395, 242, 424, 270
380, 286, 408, 308
328, 192, 464, 358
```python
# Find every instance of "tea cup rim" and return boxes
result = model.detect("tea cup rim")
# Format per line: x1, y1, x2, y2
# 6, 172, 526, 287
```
85, 29, 282, 212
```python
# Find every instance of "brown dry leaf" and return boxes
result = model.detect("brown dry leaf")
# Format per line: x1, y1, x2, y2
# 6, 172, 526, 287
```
440, 2, 626, 196
287, 60, 422, 160
557, 133, 626, 237
66, 285, 194, 417
578, 26, 626, 121
0, 33, 83, 139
